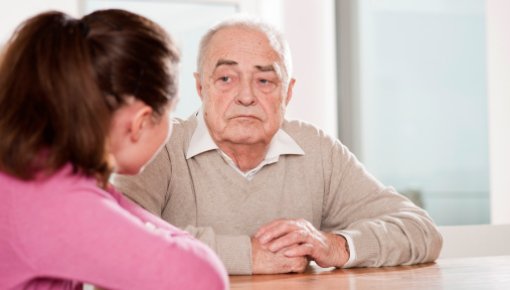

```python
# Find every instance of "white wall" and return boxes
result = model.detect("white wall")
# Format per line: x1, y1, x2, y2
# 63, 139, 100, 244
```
0, 0, 78, 44
245, 0, 338, 138
280, 0, 338, 138
487, 0, 510, 224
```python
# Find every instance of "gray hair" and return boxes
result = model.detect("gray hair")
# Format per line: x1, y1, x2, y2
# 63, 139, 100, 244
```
196, 17, 293, 85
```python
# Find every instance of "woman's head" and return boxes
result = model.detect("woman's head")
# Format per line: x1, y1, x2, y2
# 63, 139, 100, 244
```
0, 9, 180, 185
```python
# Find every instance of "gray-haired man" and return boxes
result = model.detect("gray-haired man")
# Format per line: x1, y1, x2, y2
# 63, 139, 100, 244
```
114, 18, 442, 275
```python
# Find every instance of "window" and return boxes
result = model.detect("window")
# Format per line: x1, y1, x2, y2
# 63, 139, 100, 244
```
338, 0, 490, 225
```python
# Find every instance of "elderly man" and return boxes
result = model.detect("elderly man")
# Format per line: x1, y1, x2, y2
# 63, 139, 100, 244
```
113, 18, 442, 275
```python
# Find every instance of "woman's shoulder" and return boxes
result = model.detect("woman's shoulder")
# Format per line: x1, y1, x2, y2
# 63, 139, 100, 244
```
1, 164, 112, 208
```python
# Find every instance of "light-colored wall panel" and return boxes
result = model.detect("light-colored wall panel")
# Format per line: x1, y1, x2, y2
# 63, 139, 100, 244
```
487, 0, 510, 224
439, 224, 510, 258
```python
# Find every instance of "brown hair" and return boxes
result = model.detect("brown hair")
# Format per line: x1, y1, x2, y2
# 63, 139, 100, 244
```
0, 9, 180, 186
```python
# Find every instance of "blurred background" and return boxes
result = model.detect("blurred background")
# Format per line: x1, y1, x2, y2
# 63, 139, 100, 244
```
1, 0, 508, 227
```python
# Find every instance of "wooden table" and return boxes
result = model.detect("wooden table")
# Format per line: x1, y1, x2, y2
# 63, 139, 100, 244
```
230, 256, 510, 289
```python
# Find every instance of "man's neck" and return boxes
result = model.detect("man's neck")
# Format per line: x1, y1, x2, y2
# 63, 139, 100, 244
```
217, 142, 269, 172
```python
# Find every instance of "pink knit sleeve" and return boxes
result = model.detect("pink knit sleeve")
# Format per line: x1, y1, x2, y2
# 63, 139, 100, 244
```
18, 186, 228, 290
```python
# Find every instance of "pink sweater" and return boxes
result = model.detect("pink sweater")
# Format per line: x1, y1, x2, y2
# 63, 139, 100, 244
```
0, 164, 228, 290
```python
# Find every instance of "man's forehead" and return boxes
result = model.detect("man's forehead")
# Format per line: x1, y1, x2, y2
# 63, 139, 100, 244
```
202, 26, 286, 79
206, 27, 279, 59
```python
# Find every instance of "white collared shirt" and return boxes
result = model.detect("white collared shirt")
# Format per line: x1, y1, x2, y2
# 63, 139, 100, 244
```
186, 110, 305, 180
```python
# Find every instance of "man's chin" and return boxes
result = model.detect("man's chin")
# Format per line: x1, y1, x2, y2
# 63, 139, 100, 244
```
222, 130, 267, 145
220, 123, 274, 145
227, 135, 263, 145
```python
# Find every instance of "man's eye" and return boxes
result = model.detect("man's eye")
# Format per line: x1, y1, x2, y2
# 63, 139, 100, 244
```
258, 78, 277, 87
219, 76, 231, 82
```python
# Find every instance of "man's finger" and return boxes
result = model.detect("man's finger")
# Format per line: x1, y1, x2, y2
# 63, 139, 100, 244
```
254, 219, 287, 239
266, 229, 309, 252
257, 221, 298, 244
284, 243, 314, 257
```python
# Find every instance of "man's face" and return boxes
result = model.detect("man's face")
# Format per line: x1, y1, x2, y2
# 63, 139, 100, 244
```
195, 26, 295, 147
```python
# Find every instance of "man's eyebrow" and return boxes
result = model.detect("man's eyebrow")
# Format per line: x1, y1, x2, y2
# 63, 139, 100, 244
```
255, 64, 276, 72
215, 59, 238, 68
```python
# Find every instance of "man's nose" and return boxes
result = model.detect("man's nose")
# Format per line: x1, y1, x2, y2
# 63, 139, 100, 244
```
235, 80, 256, 106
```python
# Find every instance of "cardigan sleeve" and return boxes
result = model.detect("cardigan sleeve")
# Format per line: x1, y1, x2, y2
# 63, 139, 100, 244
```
17, 181, 228, 290
320, 136, 443, 267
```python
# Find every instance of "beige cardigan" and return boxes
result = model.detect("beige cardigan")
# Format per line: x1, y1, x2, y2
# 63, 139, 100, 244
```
113, 114, 442, 274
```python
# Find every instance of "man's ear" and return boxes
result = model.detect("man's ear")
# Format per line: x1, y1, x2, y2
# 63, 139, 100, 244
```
285, 78, 296, 105
129, 106, 153, 143
194, 72, 203, 100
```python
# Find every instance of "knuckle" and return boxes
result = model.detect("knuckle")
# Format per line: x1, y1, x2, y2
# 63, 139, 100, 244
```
295, 229, 307, 240
292, 230, 304, 240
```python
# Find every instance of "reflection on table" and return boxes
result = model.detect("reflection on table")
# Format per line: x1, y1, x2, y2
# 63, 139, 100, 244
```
230, 256, 510, 290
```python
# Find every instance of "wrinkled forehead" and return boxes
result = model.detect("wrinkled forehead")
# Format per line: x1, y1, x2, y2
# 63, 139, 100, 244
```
204, 26, 284, 71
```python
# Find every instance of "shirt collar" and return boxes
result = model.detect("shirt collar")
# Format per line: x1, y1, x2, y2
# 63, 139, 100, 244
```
185, 110, 218, 159
186, 109, 305, 160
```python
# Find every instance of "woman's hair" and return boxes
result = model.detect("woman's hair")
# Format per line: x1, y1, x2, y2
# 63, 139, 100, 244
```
0, 9, 180, 186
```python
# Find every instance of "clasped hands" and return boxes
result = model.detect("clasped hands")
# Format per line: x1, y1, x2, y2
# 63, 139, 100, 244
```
251, 218, 350, 274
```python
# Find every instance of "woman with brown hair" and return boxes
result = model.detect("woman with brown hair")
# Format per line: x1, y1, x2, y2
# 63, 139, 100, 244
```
0, 9, 227, 289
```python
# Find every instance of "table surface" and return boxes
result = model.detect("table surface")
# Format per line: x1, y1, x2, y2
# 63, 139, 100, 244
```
229, 255, 510, 290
